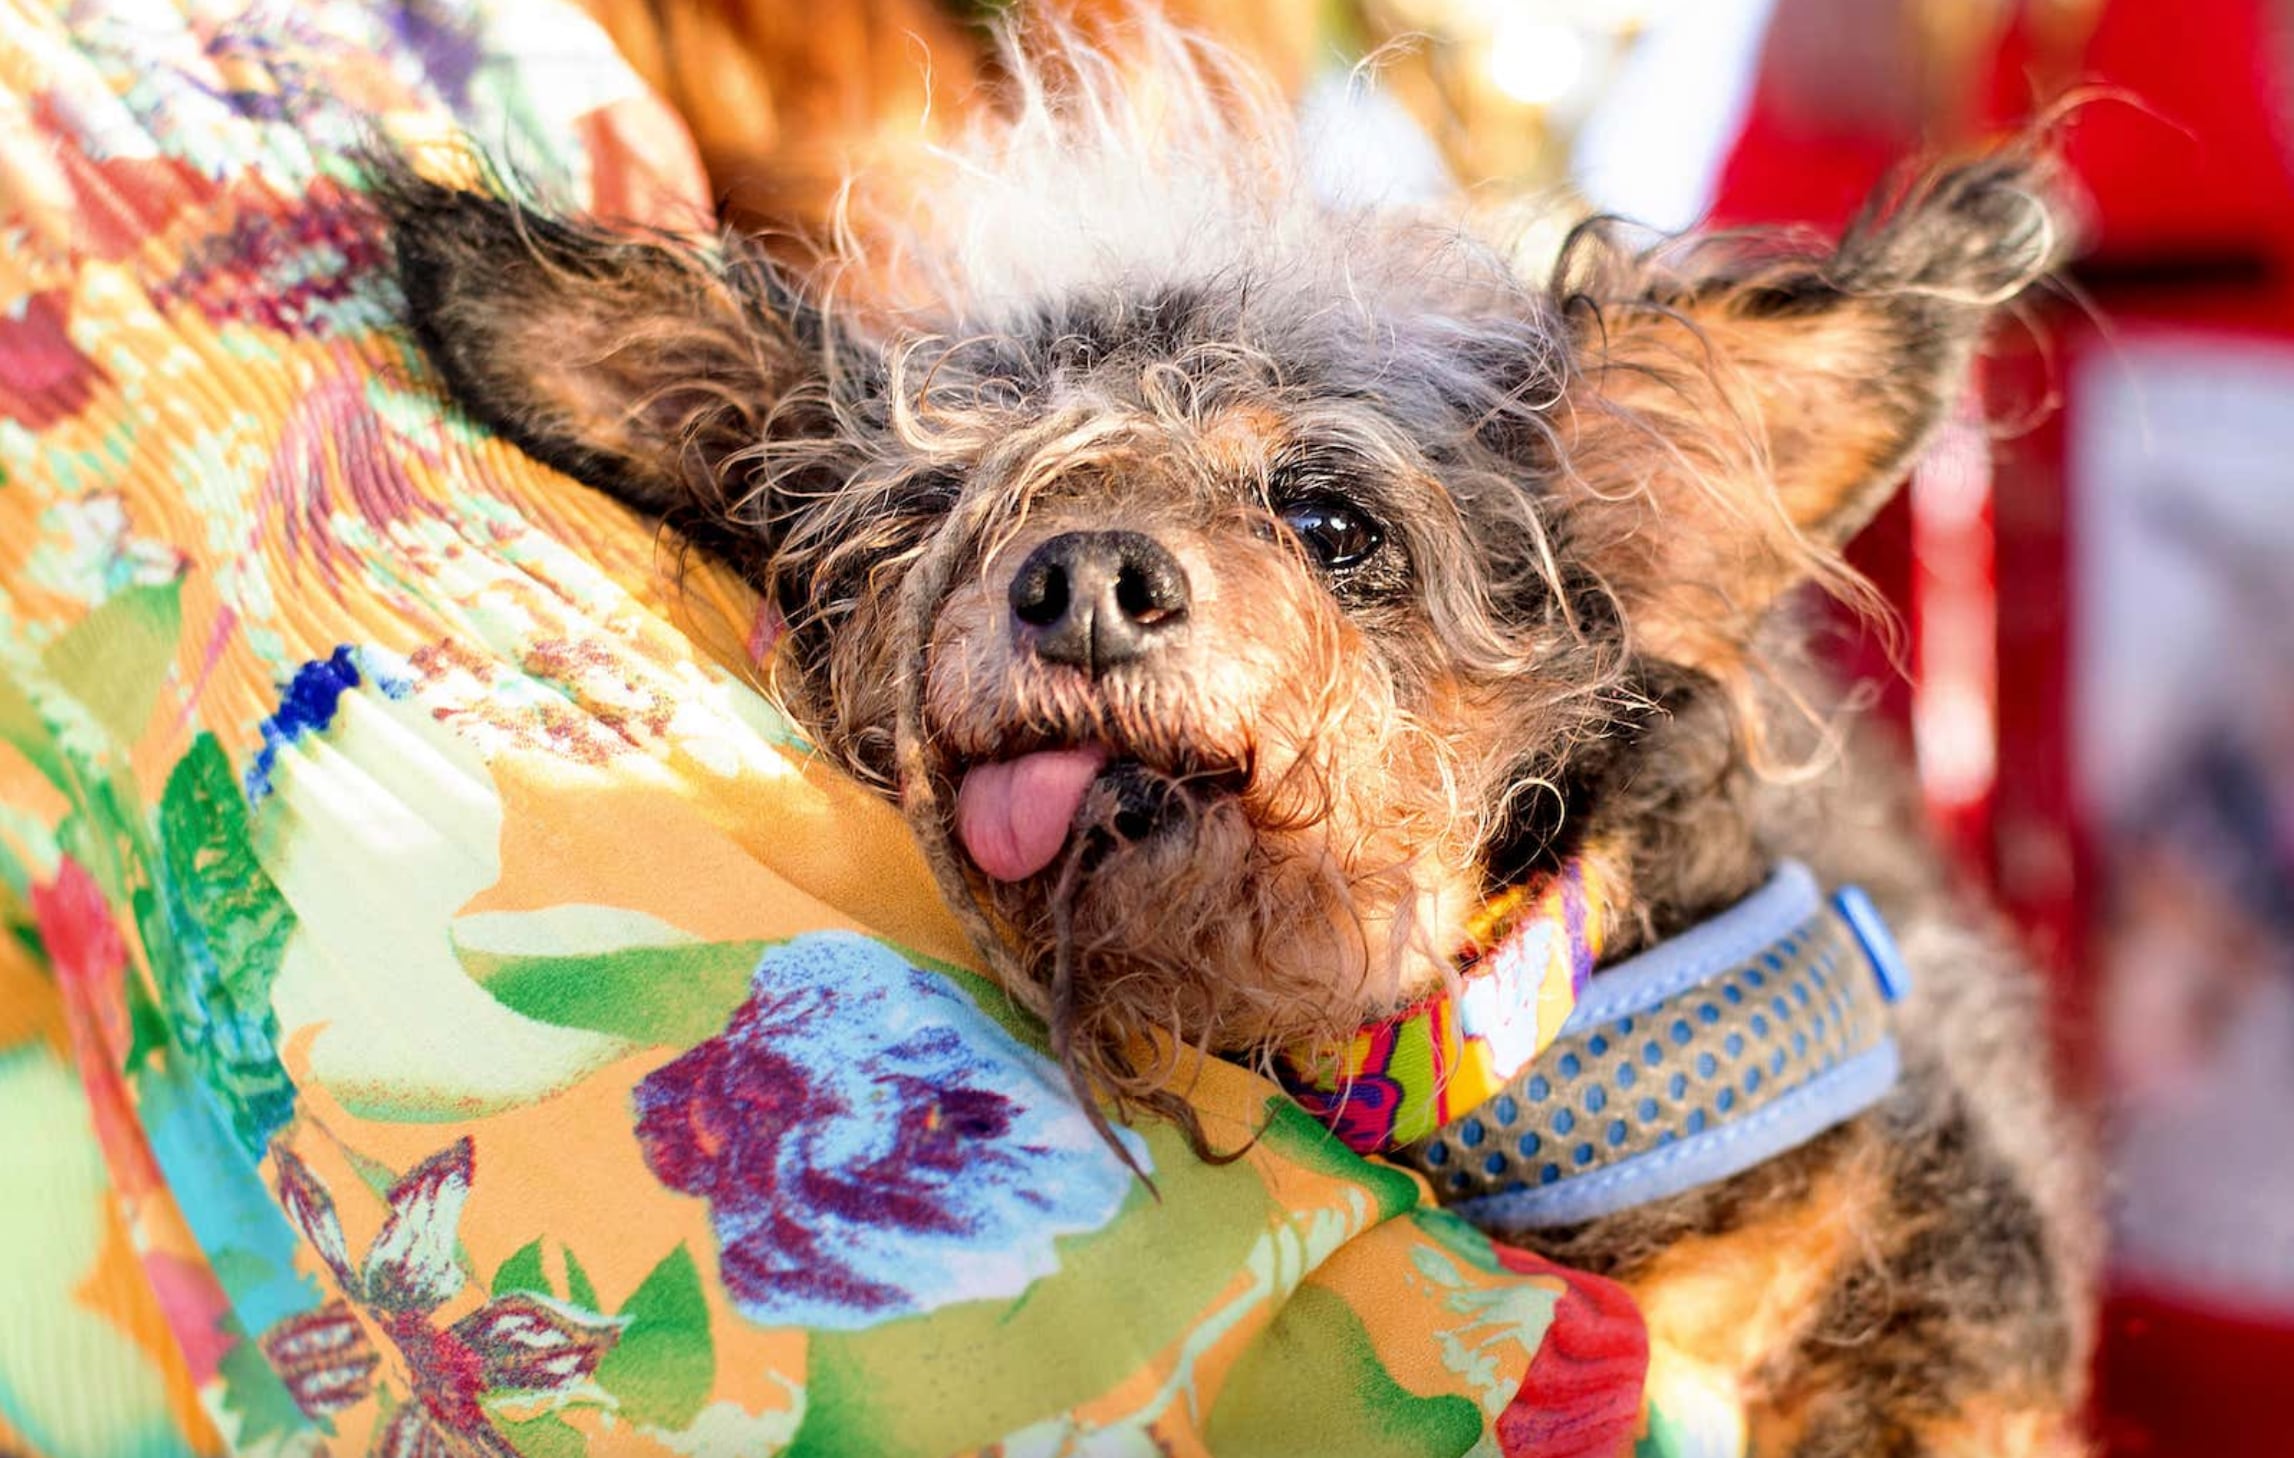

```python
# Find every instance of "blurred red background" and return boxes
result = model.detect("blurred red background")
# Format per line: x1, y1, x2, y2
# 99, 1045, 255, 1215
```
1712, 1, 2294, 1451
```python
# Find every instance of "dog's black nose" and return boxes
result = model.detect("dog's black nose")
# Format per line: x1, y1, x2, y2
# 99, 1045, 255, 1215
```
1009, 530, 1190, 671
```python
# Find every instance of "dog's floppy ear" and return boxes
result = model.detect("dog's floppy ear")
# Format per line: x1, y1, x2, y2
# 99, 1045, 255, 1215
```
374, 158, 834, 531
1552, 151, 2061, 665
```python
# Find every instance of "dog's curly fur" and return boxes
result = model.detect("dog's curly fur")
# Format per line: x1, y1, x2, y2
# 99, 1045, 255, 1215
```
372, 14, 2097, 1452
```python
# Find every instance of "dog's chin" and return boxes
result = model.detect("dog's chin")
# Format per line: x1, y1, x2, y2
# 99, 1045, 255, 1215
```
944, 748, 1402, 1061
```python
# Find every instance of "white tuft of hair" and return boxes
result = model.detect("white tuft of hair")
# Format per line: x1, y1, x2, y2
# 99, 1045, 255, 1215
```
835, 8, 1487, 331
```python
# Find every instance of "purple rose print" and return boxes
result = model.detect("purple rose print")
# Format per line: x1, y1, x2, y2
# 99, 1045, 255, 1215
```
632, 932, 1148, 1331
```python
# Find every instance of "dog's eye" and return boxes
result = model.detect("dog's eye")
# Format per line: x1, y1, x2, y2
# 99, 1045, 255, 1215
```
1278, 496, 1383, 570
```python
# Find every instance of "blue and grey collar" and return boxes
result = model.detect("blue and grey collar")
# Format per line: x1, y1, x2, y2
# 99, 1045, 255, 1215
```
1396, 861, 1912, 1229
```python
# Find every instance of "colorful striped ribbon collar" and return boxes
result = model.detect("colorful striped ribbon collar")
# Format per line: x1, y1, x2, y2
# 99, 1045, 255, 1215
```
1276, 858, 1612, 1156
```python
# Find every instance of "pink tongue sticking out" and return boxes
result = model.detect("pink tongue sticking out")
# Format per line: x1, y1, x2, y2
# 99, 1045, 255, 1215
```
954, 745, 1113, 882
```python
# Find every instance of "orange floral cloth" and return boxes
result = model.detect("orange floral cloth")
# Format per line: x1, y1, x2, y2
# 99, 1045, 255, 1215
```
0, 0, 1732, 1452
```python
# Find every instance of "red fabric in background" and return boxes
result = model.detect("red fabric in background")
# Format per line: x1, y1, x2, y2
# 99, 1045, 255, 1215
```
2008, 0, 2294, 266
1707, 120, 1897, 236
1705, 2, 2294, 1453
2098, 1288, 2294, 1458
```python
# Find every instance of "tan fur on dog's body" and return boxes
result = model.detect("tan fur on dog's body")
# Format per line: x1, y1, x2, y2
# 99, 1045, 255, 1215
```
376, 13, 2096, 1449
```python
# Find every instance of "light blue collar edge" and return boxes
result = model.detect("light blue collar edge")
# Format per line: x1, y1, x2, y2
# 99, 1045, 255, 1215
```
1420, 860, 1912, 1231
1567, 861, 1823, 1029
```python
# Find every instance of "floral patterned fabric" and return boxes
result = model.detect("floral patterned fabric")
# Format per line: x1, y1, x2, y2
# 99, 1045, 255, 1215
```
0, 0, 1728, 1453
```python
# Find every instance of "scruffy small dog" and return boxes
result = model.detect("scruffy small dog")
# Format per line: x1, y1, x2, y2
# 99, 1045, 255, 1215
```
379, 20, 2096, 1455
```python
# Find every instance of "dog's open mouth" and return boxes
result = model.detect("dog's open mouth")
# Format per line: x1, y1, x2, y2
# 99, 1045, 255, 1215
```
952, 744, 1243, 882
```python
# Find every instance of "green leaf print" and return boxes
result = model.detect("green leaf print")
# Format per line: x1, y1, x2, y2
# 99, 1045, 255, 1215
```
1254, 1091, 1425, 1219
563, 1247, 601, 1312
152, 733, 297, 1158
0, 669, 68, 792
594, 1245, 714, 1430
790, 1118, 1264, 1458
1202, 1283, 1484, 1457
492, 1239, 550, 1300
499, 1413, 587, 1458
41, 579, 181, 748
457, 933, 773, 1049
217, 1330, 317, 1447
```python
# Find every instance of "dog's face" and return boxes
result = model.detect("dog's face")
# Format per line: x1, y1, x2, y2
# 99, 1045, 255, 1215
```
897, 368, 1607, 1063
380, 68, 2053, 1115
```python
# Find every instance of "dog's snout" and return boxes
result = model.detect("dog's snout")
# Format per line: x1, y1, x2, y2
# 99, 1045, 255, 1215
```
1009, 530, 1190, 672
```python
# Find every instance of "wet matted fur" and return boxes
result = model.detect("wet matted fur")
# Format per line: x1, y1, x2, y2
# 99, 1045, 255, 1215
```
373, 16, 2098, 1454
